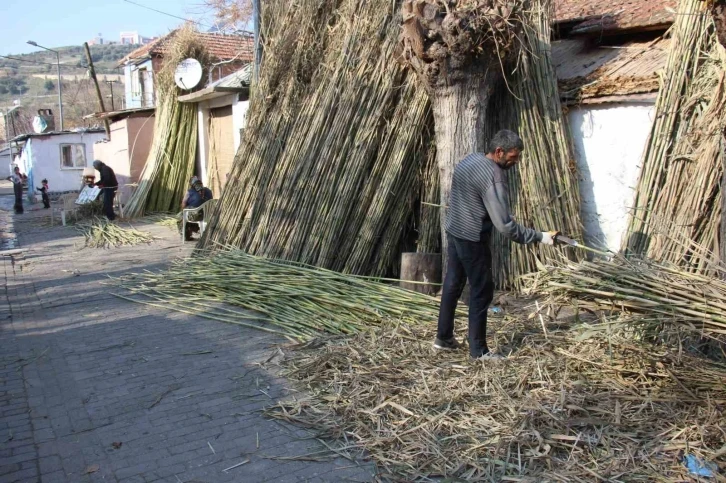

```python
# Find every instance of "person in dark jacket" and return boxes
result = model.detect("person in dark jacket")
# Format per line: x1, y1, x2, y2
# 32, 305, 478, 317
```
93, 160, 118, 221
36, 179, 50, 209
180, 176, 213, 241
7, 166, 24, 214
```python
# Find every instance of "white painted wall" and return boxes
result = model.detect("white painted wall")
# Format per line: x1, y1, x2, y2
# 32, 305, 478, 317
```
232, 96, 249, 152
124, 59, 154, 109
568, 102, 655, 252
24, 132, 107, 194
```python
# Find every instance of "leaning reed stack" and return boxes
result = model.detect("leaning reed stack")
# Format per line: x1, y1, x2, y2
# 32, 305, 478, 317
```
487, 1, 584, 289
625, 0, 726, 274
199, 0, 432, 277
124, 27, 211, 218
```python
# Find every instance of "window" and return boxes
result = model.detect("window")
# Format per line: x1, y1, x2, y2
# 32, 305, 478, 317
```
60, 144, 86, 169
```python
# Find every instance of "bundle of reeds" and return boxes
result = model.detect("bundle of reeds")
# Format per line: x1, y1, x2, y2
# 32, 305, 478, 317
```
199, 0, 431, 277
112, 248, 465, 340
416, 143, 441, 254
76, 217, 154, 248
268, 319, 726, 480
525, 254, 726, 337
124, 27, 210, 218
486, 1, 583, 288
625, 0, 726, 273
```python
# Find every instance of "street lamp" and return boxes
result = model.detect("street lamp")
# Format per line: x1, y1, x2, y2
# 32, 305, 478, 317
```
27, 40, 63, 131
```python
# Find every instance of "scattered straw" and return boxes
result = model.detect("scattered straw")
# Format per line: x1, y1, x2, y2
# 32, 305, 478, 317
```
267, 318, 726, 481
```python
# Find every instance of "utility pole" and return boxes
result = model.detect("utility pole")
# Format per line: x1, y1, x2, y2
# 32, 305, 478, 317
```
83, 42, 111, 138
252, 0, 262, 84
105, 80, 116, 111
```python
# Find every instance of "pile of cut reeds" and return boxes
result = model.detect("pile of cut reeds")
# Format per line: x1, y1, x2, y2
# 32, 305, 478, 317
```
200, 0, 431, 277
111, 248, 465, 341
625, 0, 726, 273
124, 27, 211, 218
524, 254, 726, 338
142, 212, 180, 228
200, 0, 582, 287
267, 318, 726, 480
76, 217, 154, 249
486, 0, 583, 289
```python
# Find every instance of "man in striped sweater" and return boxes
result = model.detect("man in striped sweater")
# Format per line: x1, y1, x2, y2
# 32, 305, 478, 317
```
434, 129, 558, 360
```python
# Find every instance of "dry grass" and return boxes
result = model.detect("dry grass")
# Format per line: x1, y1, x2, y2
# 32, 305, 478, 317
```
267, 316, 726, 481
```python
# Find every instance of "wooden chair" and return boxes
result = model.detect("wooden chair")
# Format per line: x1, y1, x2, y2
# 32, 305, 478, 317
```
181, 199, 217, 243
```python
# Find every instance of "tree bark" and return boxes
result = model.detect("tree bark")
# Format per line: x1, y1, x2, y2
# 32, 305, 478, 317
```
400, 252, 442, 295
431, 72, 495, 265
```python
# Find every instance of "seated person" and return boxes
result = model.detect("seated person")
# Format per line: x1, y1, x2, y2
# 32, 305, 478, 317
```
180, 176, 214, 240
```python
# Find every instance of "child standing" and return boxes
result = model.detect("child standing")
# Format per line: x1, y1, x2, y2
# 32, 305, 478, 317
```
36, 179, 50, 209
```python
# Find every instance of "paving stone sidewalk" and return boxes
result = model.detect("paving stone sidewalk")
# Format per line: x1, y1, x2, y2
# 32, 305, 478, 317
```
0, 200, 375, 483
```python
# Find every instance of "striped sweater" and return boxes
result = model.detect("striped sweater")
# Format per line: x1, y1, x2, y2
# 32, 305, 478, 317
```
444, 153, 542, 244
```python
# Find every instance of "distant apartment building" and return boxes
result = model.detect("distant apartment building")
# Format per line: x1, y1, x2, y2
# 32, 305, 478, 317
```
120, 32, 155, 45
89, 33, 104, 45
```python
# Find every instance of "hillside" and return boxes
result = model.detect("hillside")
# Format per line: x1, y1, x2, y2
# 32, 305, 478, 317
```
0, 43, 139, 134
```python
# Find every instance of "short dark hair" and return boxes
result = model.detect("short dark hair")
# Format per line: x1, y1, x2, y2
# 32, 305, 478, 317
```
488, 129, 524, 154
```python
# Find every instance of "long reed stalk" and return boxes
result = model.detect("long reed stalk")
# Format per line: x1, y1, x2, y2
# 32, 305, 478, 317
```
112, 247, 466, 340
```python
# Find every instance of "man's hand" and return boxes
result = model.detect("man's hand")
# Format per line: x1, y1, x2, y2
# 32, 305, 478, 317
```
540, 230, 559, 246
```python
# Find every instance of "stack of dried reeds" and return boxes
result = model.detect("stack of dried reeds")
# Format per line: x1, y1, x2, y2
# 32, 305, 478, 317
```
525, 253, 726, 338
416, 143, 441, 254
487, 1, 583, 288
76, 217, 154, 248
111, 248, 465, 340
124, 27, 211, 218
625, 0, 726, 273
267, 318, 726, 480
201, 0, 581, 286
199, 0, 431, 277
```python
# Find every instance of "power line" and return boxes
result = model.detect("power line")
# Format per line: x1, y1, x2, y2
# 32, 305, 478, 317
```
121, 0, 214, 29
0, 55, 63, 67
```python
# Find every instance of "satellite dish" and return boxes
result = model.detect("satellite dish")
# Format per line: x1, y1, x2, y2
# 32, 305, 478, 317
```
174, 58, 203, 90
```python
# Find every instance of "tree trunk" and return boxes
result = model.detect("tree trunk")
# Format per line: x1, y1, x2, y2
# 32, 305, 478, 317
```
400, 252, 442, 295
431, 72, 496, 268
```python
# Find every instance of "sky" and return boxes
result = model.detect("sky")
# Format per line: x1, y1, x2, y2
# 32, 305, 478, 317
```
1, 0, 218, 56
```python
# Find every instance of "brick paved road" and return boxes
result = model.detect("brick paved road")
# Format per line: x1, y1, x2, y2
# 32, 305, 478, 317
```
0, 200, 375, 483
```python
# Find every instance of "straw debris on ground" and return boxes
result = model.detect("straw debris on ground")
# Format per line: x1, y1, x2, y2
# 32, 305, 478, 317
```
266, 318, 726, 481
76, 217, 154, 249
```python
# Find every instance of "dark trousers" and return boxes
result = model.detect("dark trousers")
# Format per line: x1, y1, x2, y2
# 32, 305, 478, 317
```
436, 233, 495, 357
41, 193, 50, 209
102, 188, 116, 220
13, 184, 23, 214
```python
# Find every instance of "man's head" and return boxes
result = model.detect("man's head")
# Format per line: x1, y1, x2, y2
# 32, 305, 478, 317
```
189, 176, 203, 192
487, 130, 524, 170
13, 166, 19, 174
93, 160, 103, 170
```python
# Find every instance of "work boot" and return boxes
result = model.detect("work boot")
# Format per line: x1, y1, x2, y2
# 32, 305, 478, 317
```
471, 351, 505, 361
433, 337, 461, 351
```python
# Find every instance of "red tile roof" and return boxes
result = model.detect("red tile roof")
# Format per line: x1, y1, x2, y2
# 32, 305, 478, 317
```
554, 0, 676, 33
119, 30, 254, 65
